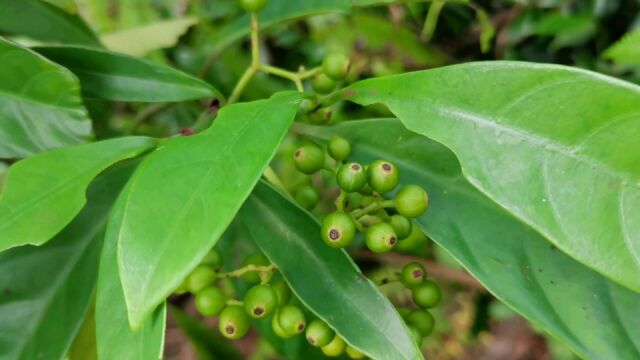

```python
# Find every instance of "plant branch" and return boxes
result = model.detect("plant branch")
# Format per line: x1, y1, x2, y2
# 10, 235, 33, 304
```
217, 264, 276, 279
421, 0, 445, 42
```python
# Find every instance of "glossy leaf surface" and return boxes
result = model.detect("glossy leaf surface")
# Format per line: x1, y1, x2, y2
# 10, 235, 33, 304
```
0, 38, 92, 158
239, 181, 423, 360
97, 181, 166, 360
0, 0, 100, 46
36, 45, 218, 102
0, 160, 134, 360
115, 92, 301, 327
346, 62, 640, 292
299, 119, 640, 360
0, 136, 156, 252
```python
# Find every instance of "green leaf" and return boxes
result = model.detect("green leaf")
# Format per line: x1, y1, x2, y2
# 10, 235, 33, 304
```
67, 301, 98, 360
344, 61, 640, 292
603, 29, 640, 66
101, 17, 198, 57
0, 0, 100, 46
238, 181, 422, 360
298, 119, 640, 360
35, 45, 219, 102
0, 136, 156, 252
115, 92, 302, 327
0, 160, 135, 360
0, 37, 92, 158
475, 8, 495, 53
97, 180, 166, 360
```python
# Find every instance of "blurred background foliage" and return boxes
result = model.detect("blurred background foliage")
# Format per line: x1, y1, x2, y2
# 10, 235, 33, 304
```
1, 0, 639, 359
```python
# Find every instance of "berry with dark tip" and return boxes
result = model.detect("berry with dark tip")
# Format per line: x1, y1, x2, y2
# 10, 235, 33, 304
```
367, 160, 399, 193
306, 319, 335, 347
312, 73, 337, 94
401, 262, 427, 287
390, 214, 412, 240
240, 0, 267, 12
407, 309, 435, 337
328, 136, 351, 161
321, 212, 356, 248
187, 265, 217, 294
277, 305, 307, 336
336, 163, 367, 192
412, 280, 442, 309
218, 305, 250, 339
294, 144, 325, 174
323, 53, 350, 80
321, 335, 346, 357
243, 284, 278, 319
365, 222, 398, 253
295, 184, 319, 210
394, 184, 429, 218
195, 286, 226, 317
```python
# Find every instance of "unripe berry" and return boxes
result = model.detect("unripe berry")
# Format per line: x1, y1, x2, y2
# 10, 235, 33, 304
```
344, 192, 363, 211
200, 248, 223, 269
311, 73, 336, 94
407, 309, 435, 337
346, 346, 365, 359
401, 262, 427, 287
397, 307, 412, 320
295, 184, 319, 210
306, 319, 335, 347
321, 335, 346, 357
321, 212, 356, 248
323, 53, 350, 80
367, 160, 399, 193
244, 284, 278, 319
187, 265, 217, 293
277, 305, 306, 336
294, 144, 325, 174
365, 222, 398, 253
408, 325, 423, 346
328, 136, 351, 161
394, 184, 429, 218
195, 286, 226, 317
396, 225, 428, 253
308, 107, 333, 125
273, 280, 291, 306
242, 252, 269, 284
272, 311, 293, 338
218, 305, 250, 339
412, 280, 442, 309
390, 214, 412, 240
240, 0, 267, 13
336, 163, 367, 192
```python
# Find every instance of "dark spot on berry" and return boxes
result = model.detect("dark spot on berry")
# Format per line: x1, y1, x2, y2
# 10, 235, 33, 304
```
298, 323, 305, 331
225, 325, 235, 334
329, 229, 340, 240
308, 336, 316, 345
382, 163, 392, 172
180, 128, 195, 136
412, 269, 423, 279
254, 307, 264, 316
381, 278, 389, 284
295, 150, 301, 158
389, 236, 397, 245
351, 164, 361, 171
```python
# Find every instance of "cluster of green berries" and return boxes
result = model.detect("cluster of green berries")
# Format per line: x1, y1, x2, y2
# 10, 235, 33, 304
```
397, 261, 441, 345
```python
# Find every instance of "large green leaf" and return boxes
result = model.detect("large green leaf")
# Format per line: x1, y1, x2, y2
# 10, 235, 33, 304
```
0, 160, 135, 360
0, 136, 156, 252
298, 119, 640, 360
35, 45, 219, 102
238, 181, 422, 360
0, 0, 100, 46
0, 37, 92, 158
115, 92, 302, 327
344, 62, 640, 292
97, 181, 166, 360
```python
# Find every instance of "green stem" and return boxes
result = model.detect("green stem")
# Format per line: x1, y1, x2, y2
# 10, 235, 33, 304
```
226, 299, 244, 306
335, 190, 347, 212
228, 13, 261, 104
421, 0, 445, 42
350, 200, 394, 219
217, 264, 276, 279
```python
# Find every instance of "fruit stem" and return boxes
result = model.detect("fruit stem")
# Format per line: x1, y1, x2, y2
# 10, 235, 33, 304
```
421, 0, 445, 42
350, 199, 394, 218
226, 299, 244, 306
217, 264, 276, 279
335, 190, 347, 211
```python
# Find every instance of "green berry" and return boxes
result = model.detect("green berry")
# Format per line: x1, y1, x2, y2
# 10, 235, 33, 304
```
346, 346, 365, 359
401, 262, 427, 287
396, 225, 428, 253
321, 212, 356, 248
328, 136, 351, 161
394, 184, 429, 218
397, 307, 412, 320
412, 280, 442, 309
321, 335, 346, 357
240, 0, 267, 12
367, 160, 399, 193
244, 284, 279, 319
306, 319, 335, 347
242, 253, 269, 284
294, 144, 325, 174
408, 325, 423, 346
295, 185, 319, 210
200, 248, 223, 269
344, 192, 363, 211
365, 222, 398, 253
336, 163, 367, 192
218, 305, 250, 339
187, 265, 217, 294
277, 305, 307, 336
323, 53, 350, 80
273, 280, 291, 306
390, 215, 412, 240
311, 73, 336, 94
195, 286, 226, 316
308, 107, 333, 125
407, 309, 435, 337
272, 311, 293, 338
174, 279, 188, 295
